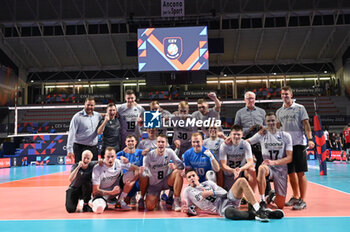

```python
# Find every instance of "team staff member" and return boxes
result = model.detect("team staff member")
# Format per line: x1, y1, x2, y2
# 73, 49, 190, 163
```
65, 150, 95, 213
67, 96, 102, 162
97, 103, 121, 158
234, 91, 268, 193
276, 86, 315, 210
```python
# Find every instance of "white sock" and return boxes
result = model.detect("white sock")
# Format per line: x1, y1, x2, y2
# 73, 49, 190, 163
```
253, 203, 260, 211
260, 195, 265, 201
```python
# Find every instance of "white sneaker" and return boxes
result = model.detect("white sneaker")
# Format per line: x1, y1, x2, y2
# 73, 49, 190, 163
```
174, 197, 182, 212
119, 200, 132, 210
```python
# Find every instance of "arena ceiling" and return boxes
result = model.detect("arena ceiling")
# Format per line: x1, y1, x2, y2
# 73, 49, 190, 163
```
0, 0, 350, 81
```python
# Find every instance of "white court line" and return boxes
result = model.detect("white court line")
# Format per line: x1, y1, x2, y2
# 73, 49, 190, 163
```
308, 180, 350, 196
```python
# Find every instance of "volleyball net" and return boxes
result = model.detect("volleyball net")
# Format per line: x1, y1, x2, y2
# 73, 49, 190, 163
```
7, 99, 283, 137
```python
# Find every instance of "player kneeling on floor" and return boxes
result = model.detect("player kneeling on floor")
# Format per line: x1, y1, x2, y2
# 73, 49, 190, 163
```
90, 147, 141, 213
142, 135, 184, 212
182, 169, 285, 222
247, 112, 293, 209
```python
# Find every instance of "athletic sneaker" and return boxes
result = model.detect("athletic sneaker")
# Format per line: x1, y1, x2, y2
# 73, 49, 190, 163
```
82, 204, 93, 212
166, 196, 174, 208
138, 198, 145, 210
259, 201, 267, 210
266, 190, 276, 204
116, 200, 132, 210
265, 208, 284, 219
240, 197, 248, 205
130, 196, 137, 205
285, 197, 299, 206
254, 208, 269, 222
174, 197, 182, 212
161, 193, 168, 201
187, 205, 197, 217
293, 199, 307, 210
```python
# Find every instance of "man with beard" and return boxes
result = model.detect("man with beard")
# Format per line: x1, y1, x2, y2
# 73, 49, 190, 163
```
67, 96, 102, 162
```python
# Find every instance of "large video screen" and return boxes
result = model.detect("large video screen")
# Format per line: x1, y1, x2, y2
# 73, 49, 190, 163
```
137, 26, 209, 72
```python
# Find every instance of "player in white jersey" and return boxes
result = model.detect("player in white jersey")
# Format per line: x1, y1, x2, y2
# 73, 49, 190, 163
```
182, 169, 284, 221
171, 101, 198, 158
142, 135, 184, 212
203, 126, 224, 187
191, 92, 225, 138
149, 101, 172, 136
248, 112, 293, 209
118, 89, 145, 147
137, 128, 158, 151
220, 125, 255, 191
90, 147, 141, 213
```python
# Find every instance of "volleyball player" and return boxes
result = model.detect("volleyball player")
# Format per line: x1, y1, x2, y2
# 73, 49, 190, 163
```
171, 101, 198, 158
247, 112, 293, 209
116, 135, 146, 206
183, 133, 220, 183
182, 169, 284, 221
192, 92, 224, 138
149, 101, 172, 136
118, 89, 145, 148
90, 147, 140, 213
142, 135, 184, 212
203, 126, 224, 187
276, 86, 314, 210
219, 125, 255, 191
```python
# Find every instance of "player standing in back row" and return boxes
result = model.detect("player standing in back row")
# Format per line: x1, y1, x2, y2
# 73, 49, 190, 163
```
118, 90, 145, 148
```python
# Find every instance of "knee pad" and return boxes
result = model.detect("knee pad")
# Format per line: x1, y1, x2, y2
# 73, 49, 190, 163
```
91, 198, 107, 214
206, 170, 217, 183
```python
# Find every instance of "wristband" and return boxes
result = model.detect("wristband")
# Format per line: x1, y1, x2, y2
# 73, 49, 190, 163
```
308, 138, 313, 142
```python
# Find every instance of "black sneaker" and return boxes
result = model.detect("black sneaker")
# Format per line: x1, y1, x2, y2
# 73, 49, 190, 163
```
293, 199, 307, 210
259, 201, 267, 209
82, 204, 93, 212
265, 208, 284, 219
254, 208, 269, 222
285, 197, 299, 206
166, 196, 174, 208
266, 190, 276, 204
187, 205, 197, 217
247, 203, 257, 220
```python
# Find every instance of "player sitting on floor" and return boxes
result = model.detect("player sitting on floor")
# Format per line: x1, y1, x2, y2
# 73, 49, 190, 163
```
182, 169, 284, 222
